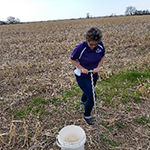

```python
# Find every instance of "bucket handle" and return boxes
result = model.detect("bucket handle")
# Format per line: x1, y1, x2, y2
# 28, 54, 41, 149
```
56, 136, 68, 149
56, 136, 63, 148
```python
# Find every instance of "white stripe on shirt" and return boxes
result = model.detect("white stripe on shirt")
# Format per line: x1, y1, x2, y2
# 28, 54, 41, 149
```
79, 47, 86, 59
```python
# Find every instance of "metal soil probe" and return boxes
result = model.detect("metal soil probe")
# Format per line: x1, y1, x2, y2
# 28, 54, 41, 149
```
89, 70, 101, 149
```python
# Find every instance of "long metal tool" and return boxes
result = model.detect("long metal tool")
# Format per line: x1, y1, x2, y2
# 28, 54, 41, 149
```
89, 70, 101, 149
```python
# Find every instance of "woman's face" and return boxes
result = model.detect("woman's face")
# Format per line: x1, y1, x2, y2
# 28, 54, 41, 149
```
87, 40, 99, 50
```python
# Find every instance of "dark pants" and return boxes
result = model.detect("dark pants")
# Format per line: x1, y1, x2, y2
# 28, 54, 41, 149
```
75, 73, 98, 117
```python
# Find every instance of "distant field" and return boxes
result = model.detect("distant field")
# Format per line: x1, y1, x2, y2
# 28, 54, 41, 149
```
0, 16, 150, 149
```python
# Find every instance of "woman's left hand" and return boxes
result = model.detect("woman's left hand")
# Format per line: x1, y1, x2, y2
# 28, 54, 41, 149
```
93, 68, 100, 74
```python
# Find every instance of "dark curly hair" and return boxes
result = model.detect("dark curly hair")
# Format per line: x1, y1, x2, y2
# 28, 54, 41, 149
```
86, 27, 102, 42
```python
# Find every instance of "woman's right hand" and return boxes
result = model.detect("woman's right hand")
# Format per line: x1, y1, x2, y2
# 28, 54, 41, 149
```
81, 68, 89, 74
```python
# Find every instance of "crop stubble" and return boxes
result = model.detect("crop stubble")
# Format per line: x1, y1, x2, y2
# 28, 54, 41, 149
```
0, 15, 150, 149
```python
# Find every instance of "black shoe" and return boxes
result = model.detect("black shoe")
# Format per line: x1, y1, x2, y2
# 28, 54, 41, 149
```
84, 117, 95, 125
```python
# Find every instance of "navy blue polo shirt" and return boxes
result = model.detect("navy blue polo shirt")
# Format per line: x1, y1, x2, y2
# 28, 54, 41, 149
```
71, 41, 105, 77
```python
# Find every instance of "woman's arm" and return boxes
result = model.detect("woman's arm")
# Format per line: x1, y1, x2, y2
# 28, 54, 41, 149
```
93, 56, 105, 74
70, 59, 89, 74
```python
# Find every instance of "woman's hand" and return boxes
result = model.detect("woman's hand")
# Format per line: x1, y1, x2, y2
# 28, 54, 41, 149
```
93, 68, 100, 74
81, 68, 89, 74
93, 57, 104, 74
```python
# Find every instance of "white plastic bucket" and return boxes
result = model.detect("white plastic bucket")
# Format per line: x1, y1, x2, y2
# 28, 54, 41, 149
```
56, 125, 86, 150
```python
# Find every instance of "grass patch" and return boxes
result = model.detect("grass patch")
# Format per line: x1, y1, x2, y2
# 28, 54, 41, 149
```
14, 109, 26, 118
32, 97, 48, 104
28, 86, 35, 92
100, 121, 113, 132
116, 121, 124, 129
134, 116, 150, 125
96, 68, 150, 106
62, 89, 78, 100
101, 134, 119, 147
11, 97, 59, 120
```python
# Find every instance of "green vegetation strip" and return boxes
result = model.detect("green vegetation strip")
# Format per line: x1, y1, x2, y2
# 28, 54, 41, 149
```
96, 68, 150, 106
11, 68, 150, 119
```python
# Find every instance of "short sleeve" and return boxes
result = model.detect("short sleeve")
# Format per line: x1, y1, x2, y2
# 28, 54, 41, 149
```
70, 42, 84, 60
100, 41, 105, 57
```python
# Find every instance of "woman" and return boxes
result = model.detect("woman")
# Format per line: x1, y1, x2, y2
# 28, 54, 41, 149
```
70, 27, 105, 125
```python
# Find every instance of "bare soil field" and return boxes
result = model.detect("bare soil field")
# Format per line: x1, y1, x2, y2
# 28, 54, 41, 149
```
0, 16, 150, 149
